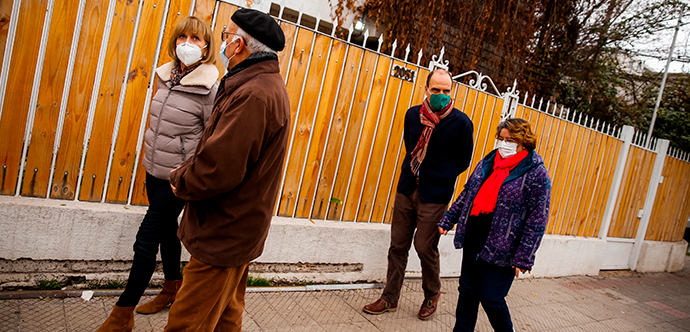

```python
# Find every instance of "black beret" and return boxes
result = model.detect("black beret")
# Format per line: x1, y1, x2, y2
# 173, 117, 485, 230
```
231, 8, 285, 52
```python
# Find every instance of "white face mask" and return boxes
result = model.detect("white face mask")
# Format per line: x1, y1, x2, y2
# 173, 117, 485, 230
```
219, 36, 240, 69
496, 140, 518, 158
176, 42, 205, 67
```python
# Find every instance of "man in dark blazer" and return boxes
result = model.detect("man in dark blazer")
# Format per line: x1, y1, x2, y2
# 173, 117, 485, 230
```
364, 68, 474, 320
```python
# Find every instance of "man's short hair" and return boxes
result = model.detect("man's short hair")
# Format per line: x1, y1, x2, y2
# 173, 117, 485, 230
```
426, 68, 453, 87
236, 27, 276, 54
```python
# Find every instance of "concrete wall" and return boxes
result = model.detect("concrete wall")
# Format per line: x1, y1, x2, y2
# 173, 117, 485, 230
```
0, 196, 686, 288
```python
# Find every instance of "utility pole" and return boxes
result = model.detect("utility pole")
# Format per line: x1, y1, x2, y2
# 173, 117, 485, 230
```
646, 7, 684, 149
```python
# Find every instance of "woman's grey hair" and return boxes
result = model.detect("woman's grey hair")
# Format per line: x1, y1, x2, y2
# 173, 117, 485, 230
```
236, 27, 276, 54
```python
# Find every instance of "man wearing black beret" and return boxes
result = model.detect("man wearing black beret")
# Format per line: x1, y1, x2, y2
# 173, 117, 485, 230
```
165, 8, 290, 331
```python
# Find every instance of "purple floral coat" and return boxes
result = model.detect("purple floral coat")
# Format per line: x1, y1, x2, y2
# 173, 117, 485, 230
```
438, 149, 551, 270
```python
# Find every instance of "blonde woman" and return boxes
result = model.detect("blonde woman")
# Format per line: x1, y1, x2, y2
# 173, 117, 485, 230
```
97, 16, 218, 331
438, 118, 551, 331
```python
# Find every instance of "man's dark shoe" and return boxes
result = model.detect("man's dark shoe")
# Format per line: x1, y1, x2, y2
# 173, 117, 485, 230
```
417, 293, 440, 320
363, 298, 397, 315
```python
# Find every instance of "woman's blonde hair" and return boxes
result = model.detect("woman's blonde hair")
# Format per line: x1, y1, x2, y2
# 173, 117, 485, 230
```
167, 16, 217, 65
495, 118, 537, 150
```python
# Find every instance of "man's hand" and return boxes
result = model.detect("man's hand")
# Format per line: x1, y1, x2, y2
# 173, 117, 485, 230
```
512, 266, 529, 278
438, 226, 448, 235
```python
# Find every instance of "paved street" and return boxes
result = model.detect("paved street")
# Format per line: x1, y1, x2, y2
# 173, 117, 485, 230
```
1, 256, 689, 331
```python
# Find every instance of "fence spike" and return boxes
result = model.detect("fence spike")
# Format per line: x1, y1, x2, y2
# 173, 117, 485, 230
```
537, 98, 543, 111
390, 38, 397, 55
363, 28, 370, 42
576, 112, 581, 123
417, 49, 423, 65
559, 105, 564, 118
545, 100, 550, 113
606, 123, 610, 134
404, 44, 410, 62
530, 95, 536, 108
595, 119, 600, 131
523, 91, 529, 105
564, 108, 569, 119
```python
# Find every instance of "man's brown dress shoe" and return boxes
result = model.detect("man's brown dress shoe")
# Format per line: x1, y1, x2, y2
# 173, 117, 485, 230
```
363, 298, 397, 314
418, 293, 440, 320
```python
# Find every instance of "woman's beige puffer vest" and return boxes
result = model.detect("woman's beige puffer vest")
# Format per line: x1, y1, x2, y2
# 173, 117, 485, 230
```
143, 61, 219, 180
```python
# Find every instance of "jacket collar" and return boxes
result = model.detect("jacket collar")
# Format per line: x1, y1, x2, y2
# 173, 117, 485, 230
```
217, 53, 280, 97
156, 61, 219, 89
481, 149, 541, 183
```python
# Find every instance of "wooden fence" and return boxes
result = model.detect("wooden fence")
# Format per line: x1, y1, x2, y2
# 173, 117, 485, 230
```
1, 0, 688, 242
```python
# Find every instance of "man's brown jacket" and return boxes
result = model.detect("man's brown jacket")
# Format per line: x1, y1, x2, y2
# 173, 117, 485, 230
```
170, 56, 290, 268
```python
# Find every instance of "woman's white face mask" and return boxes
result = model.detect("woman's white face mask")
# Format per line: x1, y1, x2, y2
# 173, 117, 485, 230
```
176, 42, 206, 66
496, 140, 518, 158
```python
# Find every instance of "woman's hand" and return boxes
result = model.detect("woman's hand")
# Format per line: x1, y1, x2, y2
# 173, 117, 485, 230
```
513, 266, 529, 278
438, 226, 448, 235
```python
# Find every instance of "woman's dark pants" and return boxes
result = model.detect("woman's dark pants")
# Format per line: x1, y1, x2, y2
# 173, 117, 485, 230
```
116, 173, 185, 307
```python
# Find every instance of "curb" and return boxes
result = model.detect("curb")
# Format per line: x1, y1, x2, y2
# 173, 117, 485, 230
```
0, 283, 384, 300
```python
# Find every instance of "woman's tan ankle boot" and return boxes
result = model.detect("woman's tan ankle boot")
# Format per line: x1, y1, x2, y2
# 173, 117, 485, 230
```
96, 305, 135, 332
135, 279, 182, 314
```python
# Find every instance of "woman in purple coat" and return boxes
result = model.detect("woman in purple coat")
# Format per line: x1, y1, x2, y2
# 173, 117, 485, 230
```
438, 118, 551, 332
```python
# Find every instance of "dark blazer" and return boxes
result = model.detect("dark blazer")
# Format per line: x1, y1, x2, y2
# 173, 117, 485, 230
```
397, 105, 474, 204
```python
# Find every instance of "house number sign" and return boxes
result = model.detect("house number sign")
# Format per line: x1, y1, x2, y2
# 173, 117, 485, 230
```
391, 65, 415, 82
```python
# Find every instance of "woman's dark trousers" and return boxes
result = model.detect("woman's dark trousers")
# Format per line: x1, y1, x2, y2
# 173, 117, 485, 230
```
116, 173, 185, 307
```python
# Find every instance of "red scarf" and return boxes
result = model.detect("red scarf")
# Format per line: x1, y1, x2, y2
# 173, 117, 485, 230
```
470, 149, 529, 216
410, 97, 454, 175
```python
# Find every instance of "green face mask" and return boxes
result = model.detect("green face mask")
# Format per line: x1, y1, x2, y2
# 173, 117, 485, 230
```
429, 93, 451, 111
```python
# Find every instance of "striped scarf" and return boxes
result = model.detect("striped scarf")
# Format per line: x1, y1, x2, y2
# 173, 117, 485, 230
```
409, 96, 454, 176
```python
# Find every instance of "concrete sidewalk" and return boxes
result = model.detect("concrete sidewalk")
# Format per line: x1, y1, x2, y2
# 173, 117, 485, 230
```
1, 256, 689, 331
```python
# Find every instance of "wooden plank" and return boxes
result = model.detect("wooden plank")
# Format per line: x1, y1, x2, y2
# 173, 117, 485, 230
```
192, 0, 215, 23
383, 68, 429, 223
277, 22, 297, 80
566, 128, 596, 235
554, 122, 584, 234
312, 46, 365, 220
20, 0, 81, 197
514, 104, 525, 118
369, 62, 415, 223
275, 27, 314, 216
211, 2, 239, 78
105, 0, 168, 203
590, 137, 620, 237
156, 0, 197, 66
342, 55, 391, 222
78, 0, 142, 201
575, 132, 605, 236
327, 50, 378, 220
480, 96, 501, 158
278, 33, 331, 217
536, 113, 554, 157
451, 83, 472, 195
608, 147, 636, 238
356, 59, 404, 222
293, 39, 347, 219
559, 126, 589, 235
543, 117, 563, 171
50, 0, 110, 200
545, 122, 575, 234
0, 0, 48, 195
0, 0, 13, 70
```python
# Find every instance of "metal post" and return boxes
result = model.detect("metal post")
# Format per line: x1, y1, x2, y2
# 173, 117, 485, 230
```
646, 8, 683, 149
599, 125, 635, 239
629, 139, 670, 270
